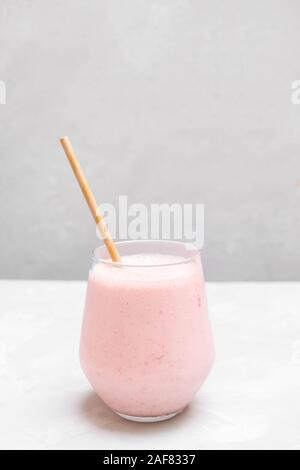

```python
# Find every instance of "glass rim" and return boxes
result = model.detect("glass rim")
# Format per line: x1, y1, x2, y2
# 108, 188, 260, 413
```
92, 240, 200, 268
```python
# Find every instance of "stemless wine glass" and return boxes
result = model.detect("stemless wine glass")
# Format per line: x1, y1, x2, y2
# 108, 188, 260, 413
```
80, 240, 214, 422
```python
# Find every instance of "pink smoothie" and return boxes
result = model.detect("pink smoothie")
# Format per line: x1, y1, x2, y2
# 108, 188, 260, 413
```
80, 252, 214, 419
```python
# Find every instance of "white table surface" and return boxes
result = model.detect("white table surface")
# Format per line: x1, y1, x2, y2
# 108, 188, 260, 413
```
0, 280, 299, 450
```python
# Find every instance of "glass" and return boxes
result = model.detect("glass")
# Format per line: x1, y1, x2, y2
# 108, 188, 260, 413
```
80, 240, 214, 422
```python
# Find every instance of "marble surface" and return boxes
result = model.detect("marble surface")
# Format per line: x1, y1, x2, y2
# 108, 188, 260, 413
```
0, 280, 299, 450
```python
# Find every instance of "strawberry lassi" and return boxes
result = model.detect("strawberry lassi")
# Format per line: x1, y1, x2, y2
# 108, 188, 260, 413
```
80, 241, 214, 422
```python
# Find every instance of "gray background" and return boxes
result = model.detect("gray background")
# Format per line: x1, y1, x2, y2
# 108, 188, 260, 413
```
0, 0, 299, 281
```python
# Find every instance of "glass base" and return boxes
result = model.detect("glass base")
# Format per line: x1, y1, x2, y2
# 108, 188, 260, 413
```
115, 408, 184, 423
